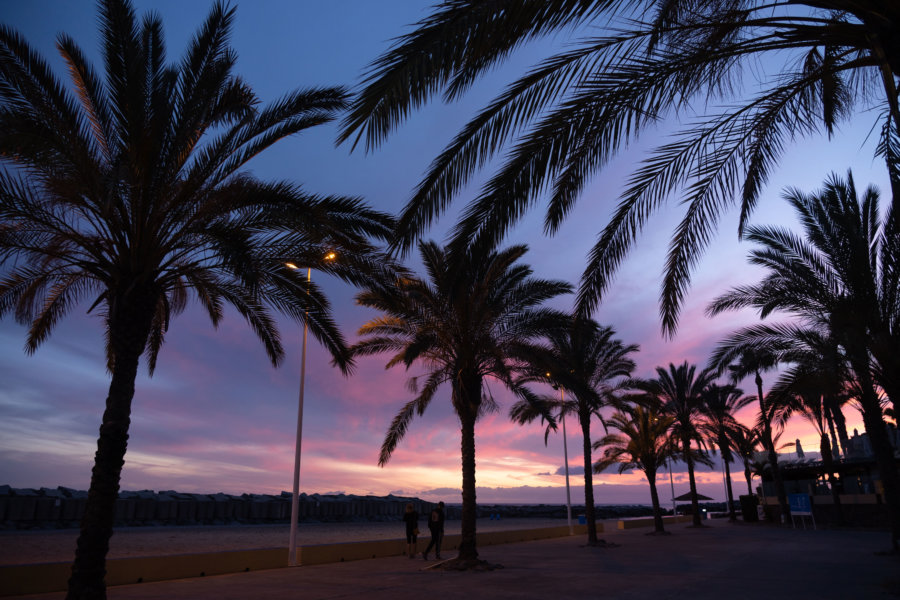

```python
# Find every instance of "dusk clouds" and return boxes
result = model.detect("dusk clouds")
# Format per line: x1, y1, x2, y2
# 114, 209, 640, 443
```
0, 1, 878, 507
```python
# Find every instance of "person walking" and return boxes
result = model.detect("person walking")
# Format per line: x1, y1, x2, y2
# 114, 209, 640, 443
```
422, 501, 445, 560
403, 503, 419, 558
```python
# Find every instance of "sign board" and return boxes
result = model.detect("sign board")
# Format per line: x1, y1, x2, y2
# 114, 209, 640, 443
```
788, 493, 816, 530
788, 493, 812, 515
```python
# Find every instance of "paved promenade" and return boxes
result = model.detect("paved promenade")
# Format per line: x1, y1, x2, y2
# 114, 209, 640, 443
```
9, 520, 900, 599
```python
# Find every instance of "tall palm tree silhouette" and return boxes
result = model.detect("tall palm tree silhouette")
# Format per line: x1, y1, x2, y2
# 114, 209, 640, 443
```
632, 362, 715, 527
700, 384, 752, 521
0, 2, 393, 596
594, 396, 678, 534
707, 172, 900, 549
351, 241, 570, 564
511, 317, 637, 544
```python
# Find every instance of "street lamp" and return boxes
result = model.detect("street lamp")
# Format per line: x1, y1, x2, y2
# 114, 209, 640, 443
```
668, 459, 676, 515
547, 373, 573, 535
286, 252, 335, 566
654, 416, 678, 516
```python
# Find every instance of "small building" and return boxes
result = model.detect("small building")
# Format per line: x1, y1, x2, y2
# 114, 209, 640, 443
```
755, 426, 899, 526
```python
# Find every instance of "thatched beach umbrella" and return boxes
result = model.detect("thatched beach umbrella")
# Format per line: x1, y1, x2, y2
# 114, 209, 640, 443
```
673, 492, 713, 502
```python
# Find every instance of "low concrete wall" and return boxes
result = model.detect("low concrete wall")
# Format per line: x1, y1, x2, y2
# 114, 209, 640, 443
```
0, 548, 286, 596
616, 515, 693, 530
0, 523, 596, 596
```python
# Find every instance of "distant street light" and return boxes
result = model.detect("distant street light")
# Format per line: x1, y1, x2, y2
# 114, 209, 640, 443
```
654, 417, 677, 516
286, 252, 335, 566
547, 373, 573, 535
668, 460, 676, 515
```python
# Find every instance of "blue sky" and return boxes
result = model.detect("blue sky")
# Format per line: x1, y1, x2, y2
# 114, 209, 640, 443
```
0, 1, 887, 505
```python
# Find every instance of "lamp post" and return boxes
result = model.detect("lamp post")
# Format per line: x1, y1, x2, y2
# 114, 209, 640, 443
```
561, 399, 574, 535
286, 252, 335, 566
668, 460, 676, 515
547, 373, 573, 535
655, 417, 677, 517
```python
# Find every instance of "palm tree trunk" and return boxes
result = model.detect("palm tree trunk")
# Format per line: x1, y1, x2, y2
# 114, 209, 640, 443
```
858, 390, 900, 550
455, 369, 480, 562
724, 457, 736, 522
457, 410, 479, 561
851, 358, 900, 551
579, 413, 598, 544
757, 372, 789, 522
743, 457, 753, 496
647, 469, 665, 533
827, 399, 851, 458
872, 355, 900, 418
67, 288, 156, 600
717, 433, 737, 521
820, 434, 844, 525
764, 438, 790, 523
683, 438, 702, 527
825, 402, 842, 459
874, 49, 900, 208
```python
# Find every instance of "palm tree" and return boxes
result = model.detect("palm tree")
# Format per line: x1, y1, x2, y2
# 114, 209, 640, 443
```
511, 317, 638, 544
710, 320, 855, 452
749, 455, 774, 489
351, 241, 570, 564
709, 342, 793, 521
729, 424, 761, 496
700, 384, 753, 521
763, 324, 855, 461
779, 386, 845, 524
594, 396, 678, 534
631, 362, 715, 527
339, 1, 900, 335
707, 172, 900, 549
0, 2, 394, 597
791, 333, 854, 460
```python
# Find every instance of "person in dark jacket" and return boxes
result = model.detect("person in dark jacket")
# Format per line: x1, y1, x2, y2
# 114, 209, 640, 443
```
422, 501, 445, 560
403, 502, 419, 558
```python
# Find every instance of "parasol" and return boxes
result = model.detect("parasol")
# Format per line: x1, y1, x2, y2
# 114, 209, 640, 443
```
673, 491, 713, 501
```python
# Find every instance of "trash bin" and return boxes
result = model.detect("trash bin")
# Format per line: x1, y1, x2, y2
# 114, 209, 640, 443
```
577, 515, 586, 525
739, 495, 759, 522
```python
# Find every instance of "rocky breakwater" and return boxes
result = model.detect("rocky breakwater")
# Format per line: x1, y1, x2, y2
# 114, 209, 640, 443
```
473, 503, 663, 520
0, 485, 447, 530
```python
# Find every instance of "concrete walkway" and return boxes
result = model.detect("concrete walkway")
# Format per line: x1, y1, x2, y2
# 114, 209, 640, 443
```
9, 520, 900, 599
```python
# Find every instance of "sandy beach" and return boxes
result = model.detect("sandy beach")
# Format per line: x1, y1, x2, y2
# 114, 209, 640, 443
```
1, 518, 579, 565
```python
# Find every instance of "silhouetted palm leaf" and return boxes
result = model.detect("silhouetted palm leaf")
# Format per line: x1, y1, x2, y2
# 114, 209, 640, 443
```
341, 0, 900, 335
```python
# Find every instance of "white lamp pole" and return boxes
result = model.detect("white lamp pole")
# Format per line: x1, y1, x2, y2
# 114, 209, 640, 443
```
286, 253, 334, 567
546, 374, 573, 535
668, 460, 676, 515
288, 265, 310, 567
561, 397, 573, 536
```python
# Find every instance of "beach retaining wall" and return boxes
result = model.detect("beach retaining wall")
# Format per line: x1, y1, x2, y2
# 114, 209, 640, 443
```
616, 515, 694, 529
0, 523, 593, 596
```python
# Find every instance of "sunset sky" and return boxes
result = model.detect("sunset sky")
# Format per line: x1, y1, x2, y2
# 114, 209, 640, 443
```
0, 1, 887, 506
